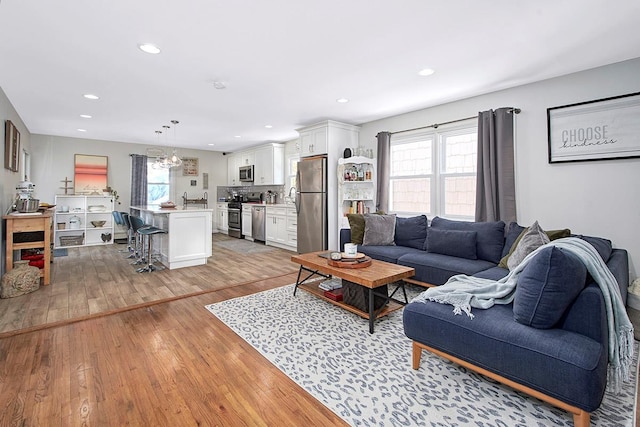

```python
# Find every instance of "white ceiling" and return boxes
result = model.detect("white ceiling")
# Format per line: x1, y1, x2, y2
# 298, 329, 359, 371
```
1, 1, 639, 153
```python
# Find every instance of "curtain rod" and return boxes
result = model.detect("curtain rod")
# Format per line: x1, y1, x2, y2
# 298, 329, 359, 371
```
390, 107, 520, 135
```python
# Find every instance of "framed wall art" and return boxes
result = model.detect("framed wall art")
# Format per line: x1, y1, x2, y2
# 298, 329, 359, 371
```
74, 154, 108, 194
182, 157, 199, 176
547, 92, 640, 163
4, 120, 20, 172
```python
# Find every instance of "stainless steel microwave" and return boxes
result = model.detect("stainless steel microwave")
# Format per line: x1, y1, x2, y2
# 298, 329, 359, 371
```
239, 165, 254, 182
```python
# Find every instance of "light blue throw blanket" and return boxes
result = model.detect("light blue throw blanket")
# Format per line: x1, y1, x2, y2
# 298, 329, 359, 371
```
412, 237, 634, 392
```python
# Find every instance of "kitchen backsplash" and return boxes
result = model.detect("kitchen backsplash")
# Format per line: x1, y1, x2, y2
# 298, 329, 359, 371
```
216, 185, 286, 202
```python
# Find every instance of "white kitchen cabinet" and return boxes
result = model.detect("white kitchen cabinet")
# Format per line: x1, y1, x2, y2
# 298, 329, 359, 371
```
299, 126, 328, 157
54, 195, 114, 248
266, 205, 296, 251
254, 143, 285, 185
285, 206, 297, 249
238, 151, 255, 167
241, 208, 252, 238
216, 202, 228, 233
227, 154, 239, 186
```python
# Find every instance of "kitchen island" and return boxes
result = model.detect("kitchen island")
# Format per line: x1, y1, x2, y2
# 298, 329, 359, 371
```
131, 205, 213, 270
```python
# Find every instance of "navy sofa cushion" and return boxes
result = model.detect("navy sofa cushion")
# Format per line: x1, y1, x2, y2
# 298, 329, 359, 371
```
395, 215, 428, 250
473, 266, 508, 281
574, 234, 613, 262
430, 217, 505, 264
501, 222, 526, 258
397, 252, 495, 285
403, 300, 607, 412
513, 247, 587, 329
426, 229, 477, 260
356, 245, 422, 264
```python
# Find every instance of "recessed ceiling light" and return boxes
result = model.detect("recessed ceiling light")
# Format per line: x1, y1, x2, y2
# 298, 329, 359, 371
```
234, 135, 242, 138
80, 114, 92, 119
418, 68, 435, 76
138, 43, 161, 54
265, 125, 273, 129
336, 98, 349, 103
83, 94, 99, 100
208, 143, 215, 146
77, 128, 87, 132
212, 81, 227, 89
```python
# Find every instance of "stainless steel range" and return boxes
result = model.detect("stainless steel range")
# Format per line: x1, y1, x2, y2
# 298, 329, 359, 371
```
227, 200, 243, 238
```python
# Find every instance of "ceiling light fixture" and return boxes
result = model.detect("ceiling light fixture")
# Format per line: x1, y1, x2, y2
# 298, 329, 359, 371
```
418, 68, 435, 76
151, 121, 182, 169
77, 128, 87, 132
336, 98, 349, 103
234, 135, 241, 138
138, 43, 161, 54
265, 125, 273, 129
83, 94, 99, 100
212, 81, 227, 89
80, 114, 92, 119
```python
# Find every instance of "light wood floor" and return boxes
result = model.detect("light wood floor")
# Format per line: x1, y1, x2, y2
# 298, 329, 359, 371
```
0, 234, 636, 425
0, 234, 300, 335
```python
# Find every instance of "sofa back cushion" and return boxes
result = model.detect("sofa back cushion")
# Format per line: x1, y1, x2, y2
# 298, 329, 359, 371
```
362, 214, 396, 246
395, 215, 428, 250
430, 217, 505, 264
426, 229, 477, 259
507, 221, 550, 270
347, 214, 366, 245
513, 246, 587, 329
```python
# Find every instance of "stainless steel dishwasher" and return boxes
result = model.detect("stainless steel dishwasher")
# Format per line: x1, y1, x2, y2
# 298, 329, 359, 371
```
252, 206, 266, 242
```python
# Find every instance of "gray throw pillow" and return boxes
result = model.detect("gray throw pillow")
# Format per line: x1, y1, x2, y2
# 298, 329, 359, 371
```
507, 220, 550, 270
362, 214, 396, 246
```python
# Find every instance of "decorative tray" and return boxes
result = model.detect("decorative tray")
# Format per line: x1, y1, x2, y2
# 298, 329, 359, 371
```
328, 256, 372, 269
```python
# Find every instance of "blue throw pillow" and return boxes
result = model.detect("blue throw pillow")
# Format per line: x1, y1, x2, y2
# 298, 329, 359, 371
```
573, 234, 613, 262
513, 246, 587, 329
426, 229, 477, 260
430, 217, 505, 263
501, 222, 525, 258
395, 215, 428, 250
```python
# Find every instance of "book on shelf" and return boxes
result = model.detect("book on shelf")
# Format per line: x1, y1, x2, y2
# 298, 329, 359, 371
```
324, 288, 343, 301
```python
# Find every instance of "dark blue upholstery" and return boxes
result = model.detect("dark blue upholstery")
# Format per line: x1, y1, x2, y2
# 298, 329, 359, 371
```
397, 252, 495, 285
342, 221, 628, 415
403, 300, 608, 412
356, 244, 422, 264
426, 229, 477, 259
513, 247, 587, 329
430, 217, 505, 263
394, 215, 428, 249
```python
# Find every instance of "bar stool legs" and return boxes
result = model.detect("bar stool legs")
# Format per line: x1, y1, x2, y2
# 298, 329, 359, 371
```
136, 227, 167, 273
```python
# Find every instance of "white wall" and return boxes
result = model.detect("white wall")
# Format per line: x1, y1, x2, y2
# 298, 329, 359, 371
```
29, 135, 228, 213
359, 57, 640, 279
1, 87, 32, 277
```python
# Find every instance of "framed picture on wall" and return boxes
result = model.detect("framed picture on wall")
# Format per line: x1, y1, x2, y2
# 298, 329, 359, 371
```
74, 154, 108, 194
4, 120, 20, 172
547, 92, 640, 163
182, 157, 198, 176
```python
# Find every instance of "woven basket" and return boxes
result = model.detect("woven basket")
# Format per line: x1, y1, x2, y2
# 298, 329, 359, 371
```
59, 233, 84, 246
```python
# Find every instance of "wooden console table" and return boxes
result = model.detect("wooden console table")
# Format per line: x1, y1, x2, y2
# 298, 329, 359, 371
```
3, 211, 53, 285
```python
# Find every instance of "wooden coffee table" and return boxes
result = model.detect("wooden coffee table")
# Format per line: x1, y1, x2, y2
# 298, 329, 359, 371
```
291, 251, 415, 333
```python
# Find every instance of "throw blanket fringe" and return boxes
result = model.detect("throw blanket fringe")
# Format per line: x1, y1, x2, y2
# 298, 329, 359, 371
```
412, 237, 634, 393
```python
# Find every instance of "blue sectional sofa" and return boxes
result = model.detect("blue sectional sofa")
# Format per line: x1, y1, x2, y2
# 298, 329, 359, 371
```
339, 216, 629, 427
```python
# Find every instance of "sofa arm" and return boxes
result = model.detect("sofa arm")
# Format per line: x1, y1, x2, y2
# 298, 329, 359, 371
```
339, 229, 351, 252
559, 284, 607, 345
559, 248, 628, 345
607, 249, 629, 305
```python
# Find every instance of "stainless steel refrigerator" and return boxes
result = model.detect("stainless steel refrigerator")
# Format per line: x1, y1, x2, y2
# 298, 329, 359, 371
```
295, 156, 327, 253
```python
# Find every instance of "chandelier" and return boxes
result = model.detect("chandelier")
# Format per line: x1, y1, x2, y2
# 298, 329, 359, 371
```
150, 120, 183, 169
